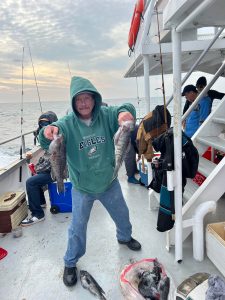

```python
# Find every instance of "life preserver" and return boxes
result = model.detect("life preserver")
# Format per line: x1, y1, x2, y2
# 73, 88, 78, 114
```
128, 0, 144, 51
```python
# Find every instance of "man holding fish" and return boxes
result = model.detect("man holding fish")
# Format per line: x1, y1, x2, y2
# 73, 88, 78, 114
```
39, 76, 141, 287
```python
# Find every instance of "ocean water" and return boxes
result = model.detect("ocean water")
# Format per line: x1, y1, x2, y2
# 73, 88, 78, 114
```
0, 97, 169, 168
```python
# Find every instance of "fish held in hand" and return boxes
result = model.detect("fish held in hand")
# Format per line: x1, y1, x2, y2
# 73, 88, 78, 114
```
113, 120, 135, 178
49, 134, 67, 193
80, 270, 107, 300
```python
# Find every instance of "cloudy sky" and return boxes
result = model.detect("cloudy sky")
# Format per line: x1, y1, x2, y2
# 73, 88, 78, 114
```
0, 0, 149, 103
1, 0, 225, 104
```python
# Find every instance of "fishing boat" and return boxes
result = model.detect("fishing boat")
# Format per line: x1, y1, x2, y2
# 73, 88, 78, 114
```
1, 0, 225, 299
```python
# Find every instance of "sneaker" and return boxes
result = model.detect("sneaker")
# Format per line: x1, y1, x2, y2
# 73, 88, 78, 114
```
118, 237, 141, 251
21, 216, 45, 227
40, 203, 47, 208
63, 266, 77, 287
128, 176, 140, 184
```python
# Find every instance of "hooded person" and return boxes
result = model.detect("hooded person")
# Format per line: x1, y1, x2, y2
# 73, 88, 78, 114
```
38, 76, 142, 287
33, 111, 58, 144
21, 111, 58, 227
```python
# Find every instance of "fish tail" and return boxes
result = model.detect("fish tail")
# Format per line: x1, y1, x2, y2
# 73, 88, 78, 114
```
57, 181, 65, 194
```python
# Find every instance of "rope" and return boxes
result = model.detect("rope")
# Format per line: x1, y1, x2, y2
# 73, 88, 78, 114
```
27, 42, 43, 113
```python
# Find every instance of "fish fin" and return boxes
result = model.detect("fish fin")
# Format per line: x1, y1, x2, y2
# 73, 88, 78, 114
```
114, 127, 122, 144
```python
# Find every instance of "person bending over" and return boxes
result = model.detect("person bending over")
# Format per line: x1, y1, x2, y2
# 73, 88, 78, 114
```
182, 85, 211, 137
183, 76, 225, 115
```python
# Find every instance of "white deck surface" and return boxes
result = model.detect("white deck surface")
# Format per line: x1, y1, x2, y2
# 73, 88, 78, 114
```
0, 166, 224, 300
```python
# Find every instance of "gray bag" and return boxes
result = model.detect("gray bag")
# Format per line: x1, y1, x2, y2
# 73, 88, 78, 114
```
35, 152, 51, 174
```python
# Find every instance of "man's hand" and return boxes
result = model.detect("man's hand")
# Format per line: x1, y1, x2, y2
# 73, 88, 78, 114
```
26, 152, 33, 160
118, 112, 134, 126
44, 125, 59, 140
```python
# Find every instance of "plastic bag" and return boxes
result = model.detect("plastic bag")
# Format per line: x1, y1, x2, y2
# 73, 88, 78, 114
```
120, 258, 174, 300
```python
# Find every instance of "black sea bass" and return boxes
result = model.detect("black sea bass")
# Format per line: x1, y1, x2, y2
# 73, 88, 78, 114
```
113, 120, 135, 178
80, 270, 107, 300
49, 134, 67, 193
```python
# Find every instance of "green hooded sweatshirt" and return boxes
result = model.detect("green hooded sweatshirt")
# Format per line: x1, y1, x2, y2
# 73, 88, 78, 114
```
39, 76, 136, 193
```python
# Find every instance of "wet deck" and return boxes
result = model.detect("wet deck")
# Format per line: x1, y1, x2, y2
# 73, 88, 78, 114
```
0, 166, 224, 299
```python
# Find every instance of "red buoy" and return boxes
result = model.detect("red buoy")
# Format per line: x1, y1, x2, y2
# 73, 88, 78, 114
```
128, 0, 144, 51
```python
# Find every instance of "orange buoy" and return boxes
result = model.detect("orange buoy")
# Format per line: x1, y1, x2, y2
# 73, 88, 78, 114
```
128, 0, 144, 51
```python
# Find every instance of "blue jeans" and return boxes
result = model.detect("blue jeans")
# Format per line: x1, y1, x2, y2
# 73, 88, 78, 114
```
64, 179, 132, 267
26, 172, 53, 218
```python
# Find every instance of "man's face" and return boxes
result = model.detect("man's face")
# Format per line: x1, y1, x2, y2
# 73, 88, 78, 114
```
74, 93, 95, 119
184, 91, 197, 102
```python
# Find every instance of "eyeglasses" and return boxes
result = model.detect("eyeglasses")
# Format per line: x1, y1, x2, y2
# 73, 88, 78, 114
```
75, 95, 94, 104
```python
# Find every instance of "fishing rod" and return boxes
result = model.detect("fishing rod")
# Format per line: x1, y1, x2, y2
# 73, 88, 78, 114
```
67, 62, 72, 78
19, 47, 25, 182
27, 41, 43, 113
155, 6, 168, 128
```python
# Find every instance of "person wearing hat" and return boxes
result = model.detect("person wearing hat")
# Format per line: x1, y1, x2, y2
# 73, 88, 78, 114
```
183, 76, 225, 115
21, 111, 58, 226
39, 76, 142, 287
182, 84, 211, 137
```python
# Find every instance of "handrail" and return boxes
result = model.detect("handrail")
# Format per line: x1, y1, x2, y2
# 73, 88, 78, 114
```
0, 130, 35, 146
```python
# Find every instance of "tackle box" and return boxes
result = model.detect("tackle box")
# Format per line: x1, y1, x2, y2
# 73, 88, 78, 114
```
48, 181, 72, 214
206, 222, 225, 277
138, 162, 148, 186
0, 191, 28, 233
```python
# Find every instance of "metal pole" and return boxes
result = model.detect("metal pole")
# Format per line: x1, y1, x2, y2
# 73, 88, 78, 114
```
172, 27, 183, 263
167, 27, 225, 106
143, 55, 151, 113
176, 0, 214, 33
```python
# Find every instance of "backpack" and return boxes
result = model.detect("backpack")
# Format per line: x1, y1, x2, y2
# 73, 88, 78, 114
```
153, 128, 199, 178
136, 105, 171, 161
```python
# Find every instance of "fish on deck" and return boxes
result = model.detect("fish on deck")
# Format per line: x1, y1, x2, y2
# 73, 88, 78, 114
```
80, 270, 107, 300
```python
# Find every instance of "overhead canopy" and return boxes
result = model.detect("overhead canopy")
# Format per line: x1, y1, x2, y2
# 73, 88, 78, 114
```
124, 39, 225, 78
124, 0, 225, 79
163, 0, 225, 30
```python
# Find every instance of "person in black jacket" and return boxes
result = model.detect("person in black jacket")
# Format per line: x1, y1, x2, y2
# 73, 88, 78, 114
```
182, 76, 225, 115
21, 111, 58, 227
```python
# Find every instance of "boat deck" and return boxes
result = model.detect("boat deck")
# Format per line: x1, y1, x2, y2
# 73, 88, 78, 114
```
0, 166, 224, 300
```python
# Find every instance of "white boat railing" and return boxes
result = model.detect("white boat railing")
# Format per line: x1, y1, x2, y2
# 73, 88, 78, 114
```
0, 130, 36, 151
131, 0, 225, 262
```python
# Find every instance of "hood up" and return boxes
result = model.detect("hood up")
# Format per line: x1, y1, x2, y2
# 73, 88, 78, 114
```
70, 76, 102, 121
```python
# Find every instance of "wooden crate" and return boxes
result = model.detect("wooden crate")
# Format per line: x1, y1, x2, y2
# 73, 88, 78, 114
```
206, 222, 225, 277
